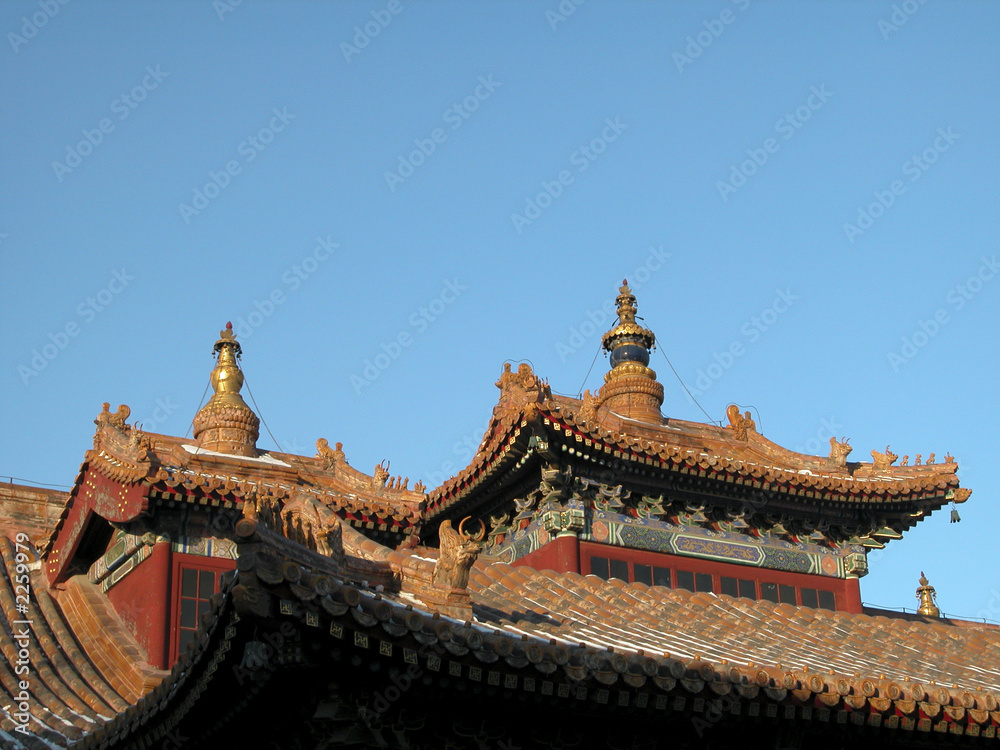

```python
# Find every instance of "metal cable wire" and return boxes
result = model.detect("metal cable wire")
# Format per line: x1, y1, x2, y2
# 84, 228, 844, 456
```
657, 346, 720, 425
184, 377, 212, 439
1, 476, 73, 489
242, 374, 284, 454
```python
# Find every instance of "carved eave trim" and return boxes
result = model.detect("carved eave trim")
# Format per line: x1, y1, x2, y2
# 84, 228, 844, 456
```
85, 447, 152, 486
425, 417, 534, 521
89, 421, 154, 486
425, 394, 965, 534
38, 462, 89, 558
425, 364, 553, 515
543, 403, 962, 505
148, 466, 422, 536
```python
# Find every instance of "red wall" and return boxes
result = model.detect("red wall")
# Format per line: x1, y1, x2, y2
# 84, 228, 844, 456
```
107, 541, 172, 669
513, 534, 580, 572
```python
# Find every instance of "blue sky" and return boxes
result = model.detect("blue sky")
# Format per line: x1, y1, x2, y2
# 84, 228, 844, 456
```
1, 0, 998, 620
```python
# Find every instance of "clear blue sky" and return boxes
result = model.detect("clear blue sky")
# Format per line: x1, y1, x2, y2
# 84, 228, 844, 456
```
2, 1, 998, 620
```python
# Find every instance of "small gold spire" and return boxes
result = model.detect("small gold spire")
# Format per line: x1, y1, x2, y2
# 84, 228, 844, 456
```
916, 571, 940, 617
208, 323, 248, 407
600, 279, 656, 354
590, 279, 663, 423
192, 322, 260, 456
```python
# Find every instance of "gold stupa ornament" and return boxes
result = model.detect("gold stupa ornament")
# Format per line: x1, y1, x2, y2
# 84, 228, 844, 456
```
594, 279, 664, 423
192, 322, 260, 457
915, 571, 941, 618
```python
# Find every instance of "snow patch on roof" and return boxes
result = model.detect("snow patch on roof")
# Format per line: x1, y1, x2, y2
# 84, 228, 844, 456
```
182, 443, 291, 466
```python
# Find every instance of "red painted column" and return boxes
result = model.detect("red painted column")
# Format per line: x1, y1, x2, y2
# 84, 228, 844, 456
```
843, 577, 863, 614
551, 533, 580, 574
149, 541, 172, 669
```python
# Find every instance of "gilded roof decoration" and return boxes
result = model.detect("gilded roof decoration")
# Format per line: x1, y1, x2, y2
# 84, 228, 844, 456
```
88, 402, 152, 485
916, 571, 941, 618
726, 404, 757, 441
829, 436, 853, 467
600, 279, 655, 351
315, 437, 346, 468
431, 517, 485, 590
192, 322, 260, 457
592, 280, 663, 423
870, 445, 899, 473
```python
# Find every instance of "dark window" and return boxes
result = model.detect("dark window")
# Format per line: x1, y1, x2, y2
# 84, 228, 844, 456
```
720, 577, 738, 597
652, 567, 671, 587
590, 557, 610, 580
676, 570, 695, 592
738, 579, 756, 600
800, 588, 819, 608
695, 573, 714, 593
779, 584, 796, 604
180, 598, 195, 629
181, 568, 197, 597
633, 564, 653, 585
609, 558, 629, 582
760, 582, 779, 603
818, 590, 836, 610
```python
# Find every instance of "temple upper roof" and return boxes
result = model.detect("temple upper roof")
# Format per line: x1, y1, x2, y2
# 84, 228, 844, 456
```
424, 279, 968, 548
428, 368, 965, 517
39, 326, 428, 583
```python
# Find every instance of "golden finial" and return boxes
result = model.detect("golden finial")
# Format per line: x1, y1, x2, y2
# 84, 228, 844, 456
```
192, 322, 260, 456
916, 572, 940, 618
207, 322, 248, 406
615, 279, 638, 325
601, 279, 655, 353
590, 279, 663, 423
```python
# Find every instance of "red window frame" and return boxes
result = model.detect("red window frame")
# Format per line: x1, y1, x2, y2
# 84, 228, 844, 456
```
168, 553, 235, 666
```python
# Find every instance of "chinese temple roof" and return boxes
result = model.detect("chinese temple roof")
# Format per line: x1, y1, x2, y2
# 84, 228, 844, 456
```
49, 417, 424, 548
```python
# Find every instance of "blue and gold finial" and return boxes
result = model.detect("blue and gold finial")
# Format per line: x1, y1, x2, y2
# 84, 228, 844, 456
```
594, 280, 664, 423
601, 279, 656, 368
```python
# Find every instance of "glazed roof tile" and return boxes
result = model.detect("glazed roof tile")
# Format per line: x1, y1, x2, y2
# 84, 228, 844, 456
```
252, 522, 1000, 708
0, 535, 167, 748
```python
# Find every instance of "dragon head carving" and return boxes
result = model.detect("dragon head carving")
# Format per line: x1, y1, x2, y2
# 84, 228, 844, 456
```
432, 517, 485, 590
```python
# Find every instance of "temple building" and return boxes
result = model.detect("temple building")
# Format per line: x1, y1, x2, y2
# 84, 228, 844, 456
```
1, 284, 997, 749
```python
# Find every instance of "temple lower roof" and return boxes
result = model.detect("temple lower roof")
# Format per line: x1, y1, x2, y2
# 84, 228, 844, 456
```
24, 512, 998, 749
